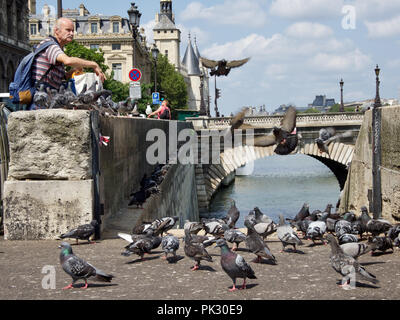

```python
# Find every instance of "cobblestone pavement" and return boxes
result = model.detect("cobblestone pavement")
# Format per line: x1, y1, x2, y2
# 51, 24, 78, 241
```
1, 231, 400, 300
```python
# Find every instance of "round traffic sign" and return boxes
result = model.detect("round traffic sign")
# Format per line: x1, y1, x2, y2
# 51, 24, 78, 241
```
129, 68, 142, 82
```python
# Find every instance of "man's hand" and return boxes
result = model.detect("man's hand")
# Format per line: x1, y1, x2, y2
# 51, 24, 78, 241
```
94, 65, 105, 83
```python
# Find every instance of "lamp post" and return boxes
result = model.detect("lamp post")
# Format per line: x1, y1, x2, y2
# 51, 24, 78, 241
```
339, 78, 344, 112
371, 64, 382, 219
199, 74, 207, 116
127, 3, 141, 68
57, 0, 62, 18
151, 43, 159, 93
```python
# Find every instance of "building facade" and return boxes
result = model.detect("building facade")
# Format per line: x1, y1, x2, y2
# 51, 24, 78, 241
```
0, 0, 31, 92
28, 3, 152, 84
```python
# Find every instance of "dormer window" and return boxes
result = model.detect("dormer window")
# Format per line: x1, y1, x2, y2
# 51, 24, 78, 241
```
113, 22, 119, 33
30, 24, 37, 35
91, 23, 98, 33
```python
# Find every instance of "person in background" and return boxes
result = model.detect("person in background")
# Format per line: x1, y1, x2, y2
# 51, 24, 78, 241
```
147, 100, 171, 120
29, 17, 106, 110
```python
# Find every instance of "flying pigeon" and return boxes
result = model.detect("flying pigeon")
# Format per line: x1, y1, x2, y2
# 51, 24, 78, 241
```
315, 128, 353, 155
276, 214, 303, 252
184, 229, 213, 270
161, 235, 180, 261
216, 239, 257, 291
59, 242, 114, 289
59, 220, 98, 245
252, 106, 298, 155
200, 57, 250, 77
326, 234, 379, 289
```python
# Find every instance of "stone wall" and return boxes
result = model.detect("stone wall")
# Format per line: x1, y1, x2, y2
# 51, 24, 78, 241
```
339, 106, 400, 221
4, 110, 94, 240
98, 116, 199, 233
3, 110, 200, 240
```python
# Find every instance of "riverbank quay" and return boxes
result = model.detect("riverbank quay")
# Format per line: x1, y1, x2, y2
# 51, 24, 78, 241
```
1, 229, 400, 301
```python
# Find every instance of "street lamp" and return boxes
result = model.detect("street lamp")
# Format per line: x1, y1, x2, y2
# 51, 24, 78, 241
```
57, 0, 62, 18
339, 78, 344, 112
151, 43, 159, 93
127, 3, 141, 68
371, 64, 382, 219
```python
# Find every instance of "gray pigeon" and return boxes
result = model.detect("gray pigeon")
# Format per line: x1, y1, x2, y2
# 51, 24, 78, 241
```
225, 199, 240, 229
184, 229, 213, 270
338, 233, 358, 245
366, 218, 392, 237
216, 239, 257, 291
315, 128, 353, 155
60, 220, 98, 245
119, 229, 161, 260
368, 236, 394, 254
161, 235, 180, 261
184, 220, 204, 235
59, 242, 114, 289
306, 221, 327, 245
326, 234, 379, 289
276, 214, 303, 252
340, 241, 377, 259
201, 218, 226, 237
33, 84, 49, 108
335, 220, 352, 238
223, 228, 246, 251
151, 216, 179, 236
244, 218, 276, 263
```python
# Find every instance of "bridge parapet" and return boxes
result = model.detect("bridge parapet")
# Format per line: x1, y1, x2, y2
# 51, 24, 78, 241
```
187, 112, 364, 130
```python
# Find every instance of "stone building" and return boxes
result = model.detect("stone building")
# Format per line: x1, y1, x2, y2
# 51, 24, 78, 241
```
0, 0, 31, 92
28, 3, 152, 84
153, 0, 210, 112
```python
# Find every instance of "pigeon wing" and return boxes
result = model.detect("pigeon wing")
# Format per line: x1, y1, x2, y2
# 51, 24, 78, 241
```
226, 57, 250, 68
280, 106, 297, 133
253, 134, 277, 147
200, 57, 219, 69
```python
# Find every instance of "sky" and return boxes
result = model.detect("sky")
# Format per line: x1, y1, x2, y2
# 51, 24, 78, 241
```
35, 0, 400, 116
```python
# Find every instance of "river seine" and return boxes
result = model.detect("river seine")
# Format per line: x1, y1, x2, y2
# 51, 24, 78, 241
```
206, 154, 341, 228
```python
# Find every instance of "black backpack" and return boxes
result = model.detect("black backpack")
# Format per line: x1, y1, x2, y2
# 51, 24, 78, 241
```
159, 106, 170, 119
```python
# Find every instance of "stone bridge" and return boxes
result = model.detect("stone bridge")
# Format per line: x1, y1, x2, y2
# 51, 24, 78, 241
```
187, 112, 364, 213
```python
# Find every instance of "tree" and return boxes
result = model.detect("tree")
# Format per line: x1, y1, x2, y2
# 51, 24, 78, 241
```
64, 40, 108, 73
153, 53, 188, 111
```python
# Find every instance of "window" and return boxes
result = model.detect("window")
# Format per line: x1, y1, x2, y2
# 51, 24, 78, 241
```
112, 63, 122, 81
30, 24, 37, 35
112, 43, 121, 50
113, 22, 119, 33
91, 23, 98, 33
90, 44, 99, 50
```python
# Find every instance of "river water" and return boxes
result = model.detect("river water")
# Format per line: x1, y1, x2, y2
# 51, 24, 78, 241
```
206, 154, 341, 228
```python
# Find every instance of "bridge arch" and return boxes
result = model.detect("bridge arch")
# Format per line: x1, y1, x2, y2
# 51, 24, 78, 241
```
195, 142, 354, 212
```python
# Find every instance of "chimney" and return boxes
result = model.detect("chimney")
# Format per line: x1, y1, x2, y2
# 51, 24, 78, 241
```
79, 4, 89, 16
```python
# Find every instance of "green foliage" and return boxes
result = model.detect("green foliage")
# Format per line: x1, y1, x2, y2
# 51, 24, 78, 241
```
103, 77, 129, 103
301, 107, 321, 113
153, 54, 188, 111
64, 40, 108, 73
328, 103, 356, 112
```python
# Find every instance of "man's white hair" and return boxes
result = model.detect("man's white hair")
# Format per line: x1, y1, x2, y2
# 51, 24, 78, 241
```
54, 17, 73, 32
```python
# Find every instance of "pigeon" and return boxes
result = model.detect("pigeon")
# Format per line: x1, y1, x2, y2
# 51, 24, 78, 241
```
343, 211, 357, 222
184, 220, 204, 235
223, 228, 246, 251
276, 214, 303, 252
368, 236, 394, 254
388, 224, 400, 241
184, 229, 213, 271
366, 218, 392, 237
306, 220, 327, 245
253, 106, 298, 155
224, 199, 240, 229
151, 216, 179, 236
338, 233, 358, 245
161, 235, 180, 261
340, 241, 376, 259
252, 207, 274, 224
287, 202, 310, 222
292, 219, 311, 238
200, 57, 250, 77
131, 222, 153, 235
59, 242, 114, 289
201, 218, 226, 237
128, 188, 147, 208
359, 206, 372, 231
315, 128, 353, 156
60, 220, 98, 245
326, 234, 379, 289
335, 220, 353, 238
145, 104, 152, 115
49, 86, 68, 109
216, 239, 257, 291
33, 84, 50, 108
120, 229, 161, 260
245, 209, 277, 240
244, 218, 276, 264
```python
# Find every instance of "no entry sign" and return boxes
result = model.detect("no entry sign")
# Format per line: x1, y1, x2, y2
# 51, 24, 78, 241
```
129, 68, 142, 82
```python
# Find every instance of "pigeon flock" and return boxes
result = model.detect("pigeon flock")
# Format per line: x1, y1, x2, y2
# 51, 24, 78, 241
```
32, 81, 140, 116
57, 198, 400, 291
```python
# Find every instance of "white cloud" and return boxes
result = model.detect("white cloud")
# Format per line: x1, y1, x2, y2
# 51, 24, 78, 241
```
180, 0, 268, 28
309, 49, 372, 72
269, 0, 343, 20
285, 22, 333, 39
353, 0, 400, 19
141, 20, 156, 44
364, 15, 400, 38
